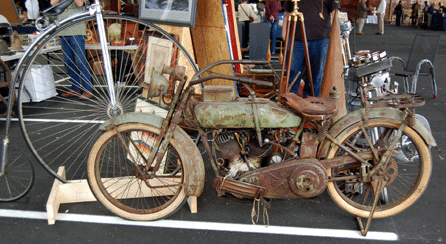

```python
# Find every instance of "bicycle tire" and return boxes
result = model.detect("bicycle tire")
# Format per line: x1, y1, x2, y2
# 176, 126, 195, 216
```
0, 145, 34, 202
16, 15, 199, 182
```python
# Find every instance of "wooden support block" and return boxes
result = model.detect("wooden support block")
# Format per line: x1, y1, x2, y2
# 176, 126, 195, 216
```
46, 166, 197, 224
187, 196, 198, 213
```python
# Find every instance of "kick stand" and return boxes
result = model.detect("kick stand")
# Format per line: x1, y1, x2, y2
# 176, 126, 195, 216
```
356, 177, 387, 236
46, 166, 197, 225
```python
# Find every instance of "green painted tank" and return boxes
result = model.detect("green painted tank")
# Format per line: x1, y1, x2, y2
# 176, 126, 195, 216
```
193, 98, 302, 129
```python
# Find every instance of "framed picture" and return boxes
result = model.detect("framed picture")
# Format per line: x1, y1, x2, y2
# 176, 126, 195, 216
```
139, 0, 198, 27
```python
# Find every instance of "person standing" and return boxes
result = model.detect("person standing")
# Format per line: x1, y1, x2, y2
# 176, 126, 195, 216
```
423, 1, 429, 23
238, 0, 256, 48
427, 2, 436, 28
376, 0, 387, 34
411, 0, 421, 26
263, 1, 282, 54
394, 1, 403, 26
357, 0, 371, 34
52, 0, 92, 99
282, 0, 341, 97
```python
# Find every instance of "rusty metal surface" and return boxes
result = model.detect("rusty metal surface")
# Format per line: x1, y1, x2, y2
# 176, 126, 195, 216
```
299, 132, 318, 158
194, 98, 302, 129
289, 162, 327, 198
239, 158, 327, 199
213, 176, 266, 199
367, 93, 425, 109
279, 93, 337, 120
171, 125, 206, 197
317, 107, 437, 159
99, 112, 164, 131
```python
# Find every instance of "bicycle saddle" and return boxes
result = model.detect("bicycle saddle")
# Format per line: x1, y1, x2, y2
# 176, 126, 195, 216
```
42, 0, 75, 16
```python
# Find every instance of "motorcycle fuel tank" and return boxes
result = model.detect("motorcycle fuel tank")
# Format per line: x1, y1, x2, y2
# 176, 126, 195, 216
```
194, 98, 302, 129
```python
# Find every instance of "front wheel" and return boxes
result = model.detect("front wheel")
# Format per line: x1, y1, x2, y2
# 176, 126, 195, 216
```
326, 121, 432, 218
87, 123, 187, 221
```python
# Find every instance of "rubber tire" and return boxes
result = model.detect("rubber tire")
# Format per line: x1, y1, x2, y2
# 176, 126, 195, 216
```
87, 123, 187, 221
326, 121, 432, 218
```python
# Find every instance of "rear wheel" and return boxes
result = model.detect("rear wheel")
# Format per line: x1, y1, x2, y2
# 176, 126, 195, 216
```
87, 123, 186, 221
326, 121, 431, 218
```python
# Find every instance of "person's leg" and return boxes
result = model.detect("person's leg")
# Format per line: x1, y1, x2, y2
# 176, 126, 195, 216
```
60, 36, 81, 91
288, 40, 305, 94
303, 39, 329, 97
71, 35, 92, 92
357, 18, 365, 33
270, 20, 279, 53
396, 14, 401, 26
378, 13, 384, 33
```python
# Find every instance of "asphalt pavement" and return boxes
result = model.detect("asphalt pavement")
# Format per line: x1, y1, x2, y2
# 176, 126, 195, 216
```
0, 23, 445, 244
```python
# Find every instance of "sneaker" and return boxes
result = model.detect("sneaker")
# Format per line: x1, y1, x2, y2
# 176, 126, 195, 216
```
375, 33, 383, 35
357, 32, 364, 35
79, 91, 92, 100
61, 90, 81, 97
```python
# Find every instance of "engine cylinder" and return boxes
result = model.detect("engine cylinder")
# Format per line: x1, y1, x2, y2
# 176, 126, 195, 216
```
215, 132, 241, 159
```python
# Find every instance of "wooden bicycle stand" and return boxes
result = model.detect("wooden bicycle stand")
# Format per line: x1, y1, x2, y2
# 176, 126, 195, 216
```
46, 166, 197, 225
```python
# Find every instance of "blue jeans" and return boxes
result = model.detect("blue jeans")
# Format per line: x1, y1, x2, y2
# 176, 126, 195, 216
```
263, 18, 279, 53
288, 38, 329, 97
60, 35, 92, 92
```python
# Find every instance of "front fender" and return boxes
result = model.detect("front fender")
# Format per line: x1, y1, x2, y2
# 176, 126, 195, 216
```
100, 113, 205, 197
318, 107, 437, 159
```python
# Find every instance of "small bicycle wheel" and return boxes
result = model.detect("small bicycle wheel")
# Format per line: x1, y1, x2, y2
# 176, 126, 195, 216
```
326, 121, 432, 218
87, 123, 186, 221
15, 15, 198, 181
0, 145, 34, 201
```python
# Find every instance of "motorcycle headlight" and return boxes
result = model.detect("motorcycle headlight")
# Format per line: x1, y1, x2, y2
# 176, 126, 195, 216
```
370, 72, 390, 89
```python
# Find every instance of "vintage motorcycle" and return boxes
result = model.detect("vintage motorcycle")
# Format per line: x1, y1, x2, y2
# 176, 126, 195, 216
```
86, 60, 435, 236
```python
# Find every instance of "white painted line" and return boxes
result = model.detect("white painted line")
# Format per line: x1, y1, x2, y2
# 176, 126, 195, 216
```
0, 209, 398, 241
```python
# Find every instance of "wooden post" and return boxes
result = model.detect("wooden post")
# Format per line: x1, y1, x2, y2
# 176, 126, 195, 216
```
190, 0, 236, 87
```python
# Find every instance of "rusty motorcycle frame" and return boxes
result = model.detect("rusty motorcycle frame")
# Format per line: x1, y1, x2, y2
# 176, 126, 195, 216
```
86, 59, 436, 236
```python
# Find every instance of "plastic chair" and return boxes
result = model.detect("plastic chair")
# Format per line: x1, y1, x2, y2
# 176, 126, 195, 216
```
389, 34, 441, 98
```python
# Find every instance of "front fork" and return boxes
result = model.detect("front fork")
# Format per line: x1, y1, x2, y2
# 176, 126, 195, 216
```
89, 1, 119, 116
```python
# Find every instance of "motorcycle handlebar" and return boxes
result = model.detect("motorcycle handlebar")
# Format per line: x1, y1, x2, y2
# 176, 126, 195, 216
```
188, 74, 274, 88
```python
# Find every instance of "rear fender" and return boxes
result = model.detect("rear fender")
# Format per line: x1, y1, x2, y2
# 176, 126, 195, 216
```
318, 108, 436, 159
100, 113, 205, 197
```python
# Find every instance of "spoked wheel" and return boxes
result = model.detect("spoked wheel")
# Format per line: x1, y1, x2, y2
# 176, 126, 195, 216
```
327, 121, 432, 218
87, 123, 186, 221
0, 145, 34, 201
15, 15, 198, 181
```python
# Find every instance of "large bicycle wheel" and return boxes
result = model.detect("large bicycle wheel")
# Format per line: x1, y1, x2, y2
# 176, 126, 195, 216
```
16, 15, 198, 181
326, 121, 431, 218
0, 145, 34, 201
87, 123, 186, 221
